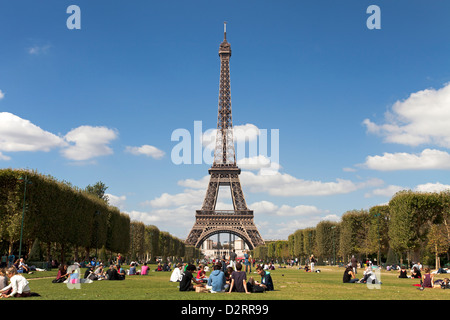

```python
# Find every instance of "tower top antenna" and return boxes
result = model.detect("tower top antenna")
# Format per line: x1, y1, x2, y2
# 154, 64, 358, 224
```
224, 21, 227, 41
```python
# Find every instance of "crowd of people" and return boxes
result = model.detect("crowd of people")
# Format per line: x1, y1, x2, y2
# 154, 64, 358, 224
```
393, 261, 450, 290
171, 260, 274, 294
2, 248, 450, 298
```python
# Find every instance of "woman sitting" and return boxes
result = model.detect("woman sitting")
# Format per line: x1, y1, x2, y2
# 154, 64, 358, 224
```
0, 266, 31, 298
411, 266, 421, 279
343, 265, 359, 283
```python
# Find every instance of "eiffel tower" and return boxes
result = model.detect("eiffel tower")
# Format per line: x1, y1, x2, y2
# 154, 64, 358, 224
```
185, 23, 265, 250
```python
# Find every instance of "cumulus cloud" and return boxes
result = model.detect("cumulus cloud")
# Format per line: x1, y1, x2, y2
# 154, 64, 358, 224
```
146, 189, 205, 208
0, 112, 67, 153
363, 83, 450, 148
62, 126, 118, 161
0, 152, 11, 161
178, 171, 382, 197
125, 145, 165, 159
106, 194, 127, 210
365, 182, 450, 198
202, 123, 261, 148
240, 170, 383, 197
415, 182, 450, 193
0, 112, 121, 162
364, 185, 405, 198
363, 149, 450, 171
250, 200, 328, 217
260, 214, 341, 240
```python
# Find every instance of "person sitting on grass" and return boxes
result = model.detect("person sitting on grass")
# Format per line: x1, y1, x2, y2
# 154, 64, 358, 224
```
140, 262, 149, 275
207, 264, 227, 293
170, 263, 184, 282
227, 262, 250, 294
179, 264, 203, 291
106, 264, 119, 280
93, 264, 106, 280
0, 266, 32, 298
411, 266, 421, 279
196, 264, 207, 283
116, 265, 126, 280
129, 263, 137, 275
247, 266, 274, 292
53, 264, 68, 283
398, 265, 408, 278
433, 278, 450, 289
343, 265, 359, 283
422, 267, 434, 288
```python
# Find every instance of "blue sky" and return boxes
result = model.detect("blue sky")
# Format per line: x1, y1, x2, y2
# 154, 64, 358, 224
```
1, 0, 450, 241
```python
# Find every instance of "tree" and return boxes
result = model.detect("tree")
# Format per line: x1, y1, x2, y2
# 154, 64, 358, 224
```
389, 191, 443, 264
368, 205, 390, 264
85, 181, 109, 204
427, 224, 450, 269
315, 221, 339, 265
339, 210, 370, 262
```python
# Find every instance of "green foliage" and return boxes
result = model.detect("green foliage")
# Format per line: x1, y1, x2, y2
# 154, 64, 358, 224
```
85, 181, 109, 204
0, 169, 130, 261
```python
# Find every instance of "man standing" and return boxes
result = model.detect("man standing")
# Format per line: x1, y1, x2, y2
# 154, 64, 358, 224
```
229, 250, 237, 270
351, 255, 358, 274
310, 254, 316, 272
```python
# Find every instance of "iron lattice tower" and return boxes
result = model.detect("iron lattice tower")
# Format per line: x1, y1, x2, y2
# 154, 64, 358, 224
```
185, 23, 265, 250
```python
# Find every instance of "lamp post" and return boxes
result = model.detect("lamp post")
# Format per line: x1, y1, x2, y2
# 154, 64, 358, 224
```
18, 175, 32, 260
374, 212, 381, 266
331, 226, 336, 266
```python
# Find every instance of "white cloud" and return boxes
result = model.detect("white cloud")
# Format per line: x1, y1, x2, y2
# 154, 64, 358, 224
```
0, 113, 120, 162
363, 83, 450, 148
363, 149, 450, 171
0, 152, 11, 161
28, 44, 51, 55
237, 155, 272, 171
178, 171, 383, 197
260, 214, 341, 240
414, 182, 450, 193
0, 90, 5, 100
249, 200, 279, 214
106, 194, 127, 210
364, 182, 450, 198
177, 175, 210, 189
240, 170, 383, 197
364, 185, 405, 198
125, 145, 165, 159
0, 112, 67, 153
61, 126, 118, 161
125, 205, 200, 238
146, 189, 205, 208
202, 123, 261, 148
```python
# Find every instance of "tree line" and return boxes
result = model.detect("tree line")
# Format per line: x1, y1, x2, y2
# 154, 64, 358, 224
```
253, 190, 450, 268
0, 169, 201, 265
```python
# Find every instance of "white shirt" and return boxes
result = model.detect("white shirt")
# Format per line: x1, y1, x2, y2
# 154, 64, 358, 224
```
170, 268, 183, 282
2, 275, 30, 297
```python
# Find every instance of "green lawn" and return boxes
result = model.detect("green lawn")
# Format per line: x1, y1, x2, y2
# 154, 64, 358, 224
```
7, 264, 450, 300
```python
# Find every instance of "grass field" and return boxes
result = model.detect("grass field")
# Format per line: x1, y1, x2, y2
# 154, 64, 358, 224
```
6, 264, 450, 301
